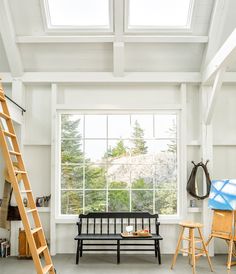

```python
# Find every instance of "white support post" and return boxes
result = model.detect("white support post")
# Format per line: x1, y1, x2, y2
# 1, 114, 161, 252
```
205, 68, 225, 125
50, 83, 57, 256
0, 0, 23, 77
180, 83, 187, 220
200, 86, 214, 256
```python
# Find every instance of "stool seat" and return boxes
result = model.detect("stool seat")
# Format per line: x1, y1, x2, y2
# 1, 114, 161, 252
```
179, 222, 203, 228
171, 221, 213, 274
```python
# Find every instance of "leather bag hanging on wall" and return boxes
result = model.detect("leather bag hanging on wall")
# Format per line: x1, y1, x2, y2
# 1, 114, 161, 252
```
187, 160, 211, 200
7, 188, 21, 221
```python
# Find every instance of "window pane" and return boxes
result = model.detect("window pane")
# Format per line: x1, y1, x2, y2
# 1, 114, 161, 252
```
107, 164, 130, 189
131, 115, 153, 138
85, 191, 106, 213
85, 115, 106, 138
61, 165, 83, 189
61, 139, 83, 164
155, 189, 177, 215
132, 190, 153, 212
128, 0, 192, 28
84, 140, 107, 163
85, 165, 106, 189
107, 140, 130, 161
61, 190, 83, 215
61, 114, 83, 139
131, 165, 154, 189
108, 115, 130, 138
154, 155, 177, 187
47, 0, 110, 27
155, 114, 177, 138
108, 190, 130, 212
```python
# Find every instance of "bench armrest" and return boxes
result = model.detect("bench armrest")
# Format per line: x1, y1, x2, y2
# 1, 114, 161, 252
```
77, 220, 82, 235
156, 221, 160, 235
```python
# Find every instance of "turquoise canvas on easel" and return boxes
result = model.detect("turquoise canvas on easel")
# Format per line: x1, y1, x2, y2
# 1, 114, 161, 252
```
208, 179, 236, 210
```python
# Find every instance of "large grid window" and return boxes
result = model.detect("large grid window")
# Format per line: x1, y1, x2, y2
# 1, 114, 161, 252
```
60, 113, 178, 216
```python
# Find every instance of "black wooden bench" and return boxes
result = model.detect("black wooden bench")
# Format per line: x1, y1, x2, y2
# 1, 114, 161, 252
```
74, 212, 162, 264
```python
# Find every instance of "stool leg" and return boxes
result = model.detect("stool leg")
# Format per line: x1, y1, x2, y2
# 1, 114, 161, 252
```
198, 228, 213, 272
227, 239, 234, 270
191, 228, 196, 274
189, 229, 192, 265
171, 227, 185, 269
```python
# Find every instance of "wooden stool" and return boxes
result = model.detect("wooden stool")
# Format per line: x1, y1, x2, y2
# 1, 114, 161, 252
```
171, 222, 213, 274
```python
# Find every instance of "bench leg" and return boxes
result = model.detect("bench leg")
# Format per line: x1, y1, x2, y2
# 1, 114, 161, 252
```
157, 241, 161, 264
155, 240, 157, 258
117, 240, 120, 264
80, 240, 83, 257
76, 240, 81, 265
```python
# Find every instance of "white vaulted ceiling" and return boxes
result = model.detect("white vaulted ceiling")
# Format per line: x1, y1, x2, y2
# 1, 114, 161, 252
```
0, 0, 236, 75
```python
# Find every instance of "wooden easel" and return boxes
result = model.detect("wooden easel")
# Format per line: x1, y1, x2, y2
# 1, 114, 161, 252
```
206, 209, 236, 269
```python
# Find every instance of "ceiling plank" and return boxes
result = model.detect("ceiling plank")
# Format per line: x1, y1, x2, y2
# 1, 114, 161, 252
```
205, 68, 225, 125
0, 0, 23, 76
202, 28, 236, 83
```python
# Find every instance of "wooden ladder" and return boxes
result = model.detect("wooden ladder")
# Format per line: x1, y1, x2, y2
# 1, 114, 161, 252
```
0, 82, 55, 274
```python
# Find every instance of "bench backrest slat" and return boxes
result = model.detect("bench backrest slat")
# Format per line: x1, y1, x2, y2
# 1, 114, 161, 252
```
78, 212, 159, 235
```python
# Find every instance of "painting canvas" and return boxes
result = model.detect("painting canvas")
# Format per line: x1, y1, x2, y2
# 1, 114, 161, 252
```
208, 179, 236, 210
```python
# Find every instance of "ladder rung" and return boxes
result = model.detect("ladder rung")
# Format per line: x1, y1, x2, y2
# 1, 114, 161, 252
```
42, 264, 53, 274
31, 227, 42, 234
37, 245, 47, 255
3, 131, 16, 138
27, 208, 37, 214
9, 150, 21, 156
0, 95, 5, 102
0, 112, 10, 120
15, 170, 26, 174
21, 190, 32, 193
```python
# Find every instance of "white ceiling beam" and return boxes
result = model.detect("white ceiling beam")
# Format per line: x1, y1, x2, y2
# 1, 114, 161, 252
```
2, 72, 236, 84
124, 35, 208, 43
205, 68, 225, 125
202, 28, 236, 83
16, 35, 208, 44
20, 72, 201, 83
113, 0, 125, 76
0, 0, 23, 77
113, 42, 125, 77
16, 36, 115, 43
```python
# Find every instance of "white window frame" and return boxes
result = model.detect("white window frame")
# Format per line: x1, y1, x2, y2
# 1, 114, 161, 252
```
40, 0, 114, 33
56, 109, 181, 222
124, 0, 196, 33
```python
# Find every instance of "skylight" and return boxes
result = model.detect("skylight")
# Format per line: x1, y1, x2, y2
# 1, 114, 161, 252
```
127, 0, 194, 30
45, 0, 111, 30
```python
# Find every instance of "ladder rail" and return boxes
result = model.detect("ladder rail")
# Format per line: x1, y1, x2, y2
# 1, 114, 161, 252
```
0, 85, 55, 274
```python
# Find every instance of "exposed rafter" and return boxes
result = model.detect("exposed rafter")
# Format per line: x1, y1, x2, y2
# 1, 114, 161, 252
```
202, 28, 236, 83
0, 0, 23, 76
205, 68, 225, 125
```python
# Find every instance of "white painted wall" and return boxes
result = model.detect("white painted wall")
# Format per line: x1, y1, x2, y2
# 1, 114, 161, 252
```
1, 82, 235, 255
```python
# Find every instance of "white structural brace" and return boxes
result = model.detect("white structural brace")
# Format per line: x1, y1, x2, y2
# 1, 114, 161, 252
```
0, 0, 23, 77
202, 28, 236, 83
205, 68, 225, 125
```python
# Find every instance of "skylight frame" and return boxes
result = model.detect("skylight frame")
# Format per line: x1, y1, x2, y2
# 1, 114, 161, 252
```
41, 0, 113, 33
125, 0, 195, 33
